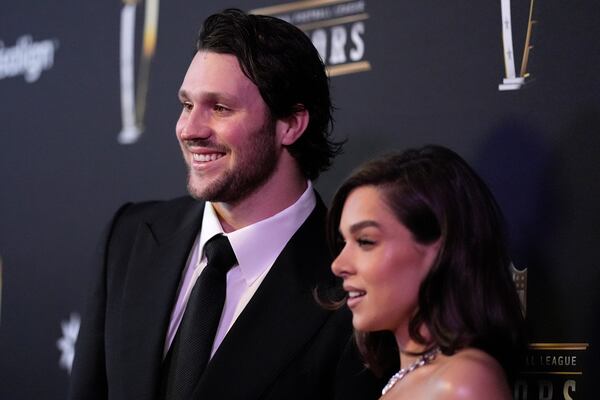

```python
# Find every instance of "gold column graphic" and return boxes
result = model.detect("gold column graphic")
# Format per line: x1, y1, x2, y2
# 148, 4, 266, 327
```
118, 0, 160, 144
499, 0, 537, 91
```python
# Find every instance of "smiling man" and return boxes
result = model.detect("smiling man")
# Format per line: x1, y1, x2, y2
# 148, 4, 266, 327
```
69, 8, 380, 400
176, 50, 305, 231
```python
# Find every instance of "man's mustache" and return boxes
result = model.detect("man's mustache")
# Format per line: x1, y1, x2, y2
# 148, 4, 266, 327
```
184, 138, 227, 152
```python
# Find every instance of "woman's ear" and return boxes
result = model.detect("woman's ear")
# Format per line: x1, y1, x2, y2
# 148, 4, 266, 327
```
276, 105, 309, 146
419, 238, 442, 273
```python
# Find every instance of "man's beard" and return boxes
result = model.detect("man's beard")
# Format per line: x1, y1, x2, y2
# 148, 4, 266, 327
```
186, 118, 279, 205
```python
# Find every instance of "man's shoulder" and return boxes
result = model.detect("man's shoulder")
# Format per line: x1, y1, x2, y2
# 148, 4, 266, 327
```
104, 195, 205, 244
99, 195, 204, 260
117, 195, 202, 223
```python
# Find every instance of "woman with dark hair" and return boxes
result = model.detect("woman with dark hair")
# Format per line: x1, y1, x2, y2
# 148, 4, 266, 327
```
328, 145, 525, 399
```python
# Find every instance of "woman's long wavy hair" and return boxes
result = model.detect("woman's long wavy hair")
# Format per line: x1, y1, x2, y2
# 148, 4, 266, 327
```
327, 145, 525, 378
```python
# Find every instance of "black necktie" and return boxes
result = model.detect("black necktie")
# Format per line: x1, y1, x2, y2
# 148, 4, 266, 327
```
165, 234, 237, 400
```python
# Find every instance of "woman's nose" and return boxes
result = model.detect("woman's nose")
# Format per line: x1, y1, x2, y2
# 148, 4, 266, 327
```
331, 247, 351, 278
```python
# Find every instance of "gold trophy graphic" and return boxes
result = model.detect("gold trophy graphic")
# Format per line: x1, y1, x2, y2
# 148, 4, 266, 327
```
118, 0, 160, 144
499, 0, 536, 91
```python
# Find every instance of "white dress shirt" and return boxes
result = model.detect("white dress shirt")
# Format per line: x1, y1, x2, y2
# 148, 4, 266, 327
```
163, 181, 316, 357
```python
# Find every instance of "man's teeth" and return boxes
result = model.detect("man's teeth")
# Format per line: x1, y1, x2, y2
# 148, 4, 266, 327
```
348, 291, 366, 299
193, 153, 223, 162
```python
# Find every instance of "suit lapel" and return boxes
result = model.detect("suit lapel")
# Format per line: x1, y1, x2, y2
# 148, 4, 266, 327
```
193, 200, 335, 399
117, 199, 205, 398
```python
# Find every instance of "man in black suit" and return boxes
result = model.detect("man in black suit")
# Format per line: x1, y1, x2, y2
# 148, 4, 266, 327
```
69, 8, 380, 400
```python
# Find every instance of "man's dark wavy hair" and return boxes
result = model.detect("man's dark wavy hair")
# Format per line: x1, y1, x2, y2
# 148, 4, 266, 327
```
196, 8, 341, 180
327, 145, 526, 379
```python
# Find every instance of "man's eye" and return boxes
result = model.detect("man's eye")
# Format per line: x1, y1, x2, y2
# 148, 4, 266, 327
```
181, 102, 193, 111
213, 104, 230, 113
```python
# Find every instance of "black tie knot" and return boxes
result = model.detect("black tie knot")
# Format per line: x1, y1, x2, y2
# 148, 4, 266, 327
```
204, 234, 237, 274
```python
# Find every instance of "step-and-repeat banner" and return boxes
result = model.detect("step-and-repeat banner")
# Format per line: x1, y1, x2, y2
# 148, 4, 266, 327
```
1, 1, 599, 399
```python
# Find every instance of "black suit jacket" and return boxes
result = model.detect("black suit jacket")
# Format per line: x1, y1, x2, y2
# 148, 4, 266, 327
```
69, 195, 381, 400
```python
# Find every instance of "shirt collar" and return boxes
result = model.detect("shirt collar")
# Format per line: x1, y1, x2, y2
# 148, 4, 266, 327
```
198, 181, 316, 285
197, 204, 226, 261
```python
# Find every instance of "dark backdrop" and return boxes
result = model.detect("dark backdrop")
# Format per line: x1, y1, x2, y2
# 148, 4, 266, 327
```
1, 1, 598, 399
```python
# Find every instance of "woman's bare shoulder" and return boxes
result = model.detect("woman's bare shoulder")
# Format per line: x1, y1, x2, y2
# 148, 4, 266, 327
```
428, 348, 512, 400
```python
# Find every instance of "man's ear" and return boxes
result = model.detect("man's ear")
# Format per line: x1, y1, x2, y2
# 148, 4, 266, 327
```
276, 105, 309, 146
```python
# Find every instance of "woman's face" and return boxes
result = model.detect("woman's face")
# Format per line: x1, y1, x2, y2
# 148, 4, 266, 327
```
332, 185, 440, 338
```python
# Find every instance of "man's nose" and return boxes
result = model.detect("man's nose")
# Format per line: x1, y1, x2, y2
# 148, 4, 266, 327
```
179, 109, 212, 140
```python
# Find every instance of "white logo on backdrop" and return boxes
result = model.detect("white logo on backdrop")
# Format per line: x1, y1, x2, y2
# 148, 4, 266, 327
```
57, 313, 81, 374
0, 35, 59, 83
